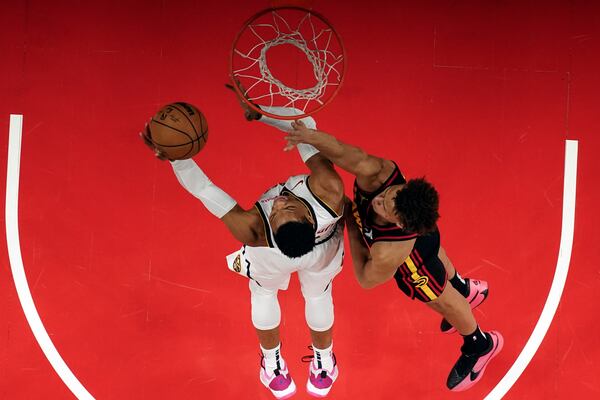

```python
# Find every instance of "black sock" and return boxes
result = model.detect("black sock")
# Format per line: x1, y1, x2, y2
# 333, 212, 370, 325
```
461, 326, 489, 355
450, 271, 469, 297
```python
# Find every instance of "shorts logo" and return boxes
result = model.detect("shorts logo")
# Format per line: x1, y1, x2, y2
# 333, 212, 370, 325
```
233, 255, 241, 273
413, 276, 429, 288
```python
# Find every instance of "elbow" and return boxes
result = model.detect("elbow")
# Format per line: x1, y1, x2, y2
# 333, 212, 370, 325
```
356, 276, 379, 290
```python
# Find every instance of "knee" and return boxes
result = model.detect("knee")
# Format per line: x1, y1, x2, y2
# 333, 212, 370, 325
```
304, 289, 334, 332
250, 282, 280, 330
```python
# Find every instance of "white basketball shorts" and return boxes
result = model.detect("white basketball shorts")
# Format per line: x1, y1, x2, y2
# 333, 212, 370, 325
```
226, 226, 344, 296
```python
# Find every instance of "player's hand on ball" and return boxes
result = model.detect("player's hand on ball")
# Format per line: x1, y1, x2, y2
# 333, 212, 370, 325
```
140, 123, 171, 161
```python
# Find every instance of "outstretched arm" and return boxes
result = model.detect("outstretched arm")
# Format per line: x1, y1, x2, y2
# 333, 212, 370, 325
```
141, 129, 263, 246
169, 160, 264, 246
285, 121, 396, 192
226, 83, 321, 165
254, 106, 323, 165
259, 111, 345, 213
235, 102, 345, 211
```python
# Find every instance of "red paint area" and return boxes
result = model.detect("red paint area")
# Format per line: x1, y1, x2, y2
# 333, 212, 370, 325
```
1, 1, 599, 399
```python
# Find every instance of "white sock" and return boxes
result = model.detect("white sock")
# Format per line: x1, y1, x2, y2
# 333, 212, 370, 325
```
313, 342, 334, 371
261, 343, 283, 371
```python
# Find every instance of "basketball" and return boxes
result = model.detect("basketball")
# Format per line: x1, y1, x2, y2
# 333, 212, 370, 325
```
147, 102, 208, 160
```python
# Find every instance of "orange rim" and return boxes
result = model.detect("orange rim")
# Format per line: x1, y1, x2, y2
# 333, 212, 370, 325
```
229, 6, 347, 120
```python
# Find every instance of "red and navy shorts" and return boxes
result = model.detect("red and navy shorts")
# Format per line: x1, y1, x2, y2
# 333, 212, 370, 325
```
393, 230, 447, 302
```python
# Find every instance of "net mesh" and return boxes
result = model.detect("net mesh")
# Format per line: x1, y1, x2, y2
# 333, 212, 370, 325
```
231, 8, 345, 117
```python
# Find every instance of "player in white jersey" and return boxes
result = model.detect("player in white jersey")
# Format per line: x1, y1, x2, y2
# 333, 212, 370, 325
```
141, 101, 344, 399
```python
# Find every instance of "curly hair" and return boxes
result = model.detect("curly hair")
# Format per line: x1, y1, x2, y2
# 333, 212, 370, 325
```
393, 178, 440, 235
273, 220, 316, 258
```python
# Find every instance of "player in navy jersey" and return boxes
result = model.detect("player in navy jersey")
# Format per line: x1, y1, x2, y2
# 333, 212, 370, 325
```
284, 121, 503, 392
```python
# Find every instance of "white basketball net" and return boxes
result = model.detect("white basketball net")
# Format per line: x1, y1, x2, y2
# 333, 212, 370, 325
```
232, 8, 345, 113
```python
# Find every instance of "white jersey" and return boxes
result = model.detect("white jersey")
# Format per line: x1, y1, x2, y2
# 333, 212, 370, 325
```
255, 174, 342, 247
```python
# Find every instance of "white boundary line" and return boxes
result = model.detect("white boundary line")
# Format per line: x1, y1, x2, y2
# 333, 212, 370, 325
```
5, 115, 94, 400
485, 140, 578, 399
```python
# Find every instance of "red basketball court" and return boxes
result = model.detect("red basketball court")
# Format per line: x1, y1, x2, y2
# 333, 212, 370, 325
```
1, 1, 599, 399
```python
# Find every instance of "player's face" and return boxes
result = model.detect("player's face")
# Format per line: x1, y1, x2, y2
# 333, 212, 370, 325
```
269, 195, 314, 232
371, 185, 404, 226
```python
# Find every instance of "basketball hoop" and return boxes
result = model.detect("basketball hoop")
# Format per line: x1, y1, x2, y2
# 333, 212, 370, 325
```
230, 7, 346, 120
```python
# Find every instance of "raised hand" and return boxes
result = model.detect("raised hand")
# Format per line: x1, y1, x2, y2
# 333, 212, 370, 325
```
139, 122, 170, 161
284, 119, 316, 151
225, 80, 262, 121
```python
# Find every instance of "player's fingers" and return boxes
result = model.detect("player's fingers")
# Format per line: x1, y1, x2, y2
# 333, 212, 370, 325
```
139, 131, 152, 146
283, 137, 296, 151
284, 135, 300, 144
141, 122, 153, 138
154, 150, 169, 161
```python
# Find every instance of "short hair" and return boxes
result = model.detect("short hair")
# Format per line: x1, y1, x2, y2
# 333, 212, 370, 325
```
273, 220, 316, 258
393, 178, 440, 235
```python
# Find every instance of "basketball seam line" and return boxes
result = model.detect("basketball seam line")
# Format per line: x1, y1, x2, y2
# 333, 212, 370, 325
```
171, 103, 207, 147
147, 135, 205, 147
171, 103, 200, 137
150, 118, 195, 143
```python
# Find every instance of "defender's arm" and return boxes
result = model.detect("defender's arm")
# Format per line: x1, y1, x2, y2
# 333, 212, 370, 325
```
345, 206, 413, 288
285, 122, 396, 192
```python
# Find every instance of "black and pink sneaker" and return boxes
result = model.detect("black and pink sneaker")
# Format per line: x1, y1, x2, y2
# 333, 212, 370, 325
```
441, 279, 489, 334
260, 357, 297, 399
447, 330, 504, 391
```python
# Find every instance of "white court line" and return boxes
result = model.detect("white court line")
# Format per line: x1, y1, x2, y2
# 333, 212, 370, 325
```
5, 115, 94, 400
485, 140, 578, 399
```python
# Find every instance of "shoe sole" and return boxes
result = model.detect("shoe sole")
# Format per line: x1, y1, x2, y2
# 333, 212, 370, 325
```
306, 386, 330, 398
442, 282, 489, 334
450, 330, 504, 392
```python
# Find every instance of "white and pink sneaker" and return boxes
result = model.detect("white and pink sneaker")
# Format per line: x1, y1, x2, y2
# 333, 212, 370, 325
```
260, 357, 297, 399
306, 353, 338, 397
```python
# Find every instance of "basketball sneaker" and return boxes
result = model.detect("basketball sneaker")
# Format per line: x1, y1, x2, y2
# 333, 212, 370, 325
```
304, 353, 338, 397
447, 330, 504, 391
259, 356, 297, 399
441, 279, 489, 334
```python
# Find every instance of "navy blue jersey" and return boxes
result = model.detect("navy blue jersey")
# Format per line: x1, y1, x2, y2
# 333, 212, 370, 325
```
352, 162, 445, 302
352, 162, 418, 247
